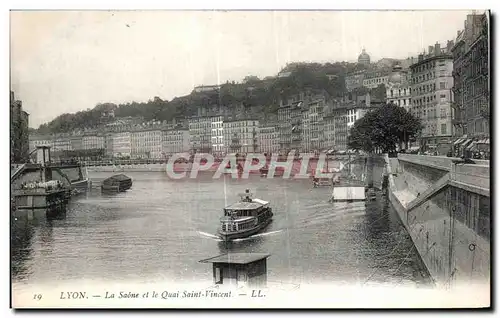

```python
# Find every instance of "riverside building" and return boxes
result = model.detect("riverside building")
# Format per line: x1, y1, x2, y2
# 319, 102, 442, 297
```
410, 41, 454, 150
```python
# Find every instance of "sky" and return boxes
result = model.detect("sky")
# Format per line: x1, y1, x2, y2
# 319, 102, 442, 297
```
10, 10, 474, 128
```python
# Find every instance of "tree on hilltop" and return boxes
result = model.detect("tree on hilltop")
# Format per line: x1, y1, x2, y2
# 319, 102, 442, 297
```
242, 75, 260, 84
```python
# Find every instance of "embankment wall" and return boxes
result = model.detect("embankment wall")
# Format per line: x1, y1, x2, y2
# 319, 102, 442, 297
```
383, 154, 490, 288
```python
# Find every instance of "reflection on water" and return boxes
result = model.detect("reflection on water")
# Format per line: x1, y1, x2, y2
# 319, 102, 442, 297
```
11, 168, 432, 289
11, 215, 35, 281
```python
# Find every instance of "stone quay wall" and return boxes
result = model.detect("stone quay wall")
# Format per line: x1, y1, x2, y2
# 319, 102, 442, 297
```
383, 154, 490, 289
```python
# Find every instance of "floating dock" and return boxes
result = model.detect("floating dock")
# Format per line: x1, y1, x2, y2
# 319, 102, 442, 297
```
11, 146, 89, 193
13, 186, 69, 210
331, 186, 366, 202
11, 146, 80, 217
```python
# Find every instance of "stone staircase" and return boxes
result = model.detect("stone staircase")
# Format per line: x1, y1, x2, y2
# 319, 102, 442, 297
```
406, 172, 451, 212
10, 163, 26, 182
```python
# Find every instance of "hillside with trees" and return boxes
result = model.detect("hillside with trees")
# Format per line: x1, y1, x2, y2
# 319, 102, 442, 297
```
35, 61, 377, 134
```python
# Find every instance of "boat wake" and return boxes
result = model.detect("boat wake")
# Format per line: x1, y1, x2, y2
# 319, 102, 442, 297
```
197, 229, 283, 242
198, 231, 222, 241
232, 229, 283, 242
292, 202, 367, 229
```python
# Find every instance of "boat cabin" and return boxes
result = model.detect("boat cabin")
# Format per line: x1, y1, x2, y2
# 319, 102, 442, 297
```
199, 253, 270, 288
224, 199, 269, 217
219, 189, 273, 238
222, 199, 270, 231
223, 190, 269, 217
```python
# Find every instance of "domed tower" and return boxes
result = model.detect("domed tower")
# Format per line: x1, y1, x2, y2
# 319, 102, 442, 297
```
357, 48, 371, 65
388, 64, 403, 84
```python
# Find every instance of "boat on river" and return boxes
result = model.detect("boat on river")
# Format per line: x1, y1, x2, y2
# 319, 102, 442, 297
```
366, 187, 377, 201
312, 176, 332, 187
101, 174, 132, 192
218, 189, 273, 241
311, 154, 342, 188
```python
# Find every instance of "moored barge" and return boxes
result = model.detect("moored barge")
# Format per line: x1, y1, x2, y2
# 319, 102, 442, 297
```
101, 174, 132, 192
13, 180, 70, 210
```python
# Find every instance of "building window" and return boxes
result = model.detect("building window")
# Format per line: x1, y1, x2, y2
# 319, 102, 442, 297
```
439, 82, 446, 89
441, 124, 447, 135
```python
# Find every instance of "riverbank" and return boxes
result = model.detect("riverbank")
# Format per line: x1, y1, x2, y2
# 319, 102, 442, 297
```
85, 158, 363, 175
383, 154, 490, 290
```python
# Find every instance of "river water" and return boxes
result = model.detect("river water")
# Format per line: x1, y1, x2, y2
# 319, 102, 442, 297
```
11, 167, 432, 292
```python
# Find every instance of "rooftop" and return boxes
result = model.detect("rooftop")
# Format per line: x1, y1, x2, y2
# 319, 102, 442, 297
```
105, 174, 131, 181
223, 118, 259, 123
225, 200, 267, 210
410, 53, 453, 69
220, 216, 255, 223
199, 253, 271, 264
